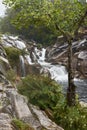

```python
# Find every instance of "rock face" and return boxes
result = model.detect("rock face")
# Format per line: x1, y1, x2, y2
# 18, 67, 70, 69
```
0, 82, 63, 130
0, 113, 13, 130
0, 37, 63, 130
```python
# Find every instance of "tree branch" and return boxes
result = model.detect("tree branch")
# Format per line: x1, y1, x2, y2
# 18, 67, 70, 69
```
47, 13, 72, 41
74, 10, 87, 37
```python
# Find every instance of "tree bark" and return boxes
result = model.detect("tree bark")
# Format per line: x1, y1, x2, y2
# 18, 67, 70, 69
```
67, 40, 76, 106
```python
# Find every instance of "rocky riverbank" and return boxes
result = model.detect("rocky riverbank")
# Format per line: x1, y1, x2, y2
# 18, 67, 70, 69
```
0, 36, 63, 130
46, 35, 87, 79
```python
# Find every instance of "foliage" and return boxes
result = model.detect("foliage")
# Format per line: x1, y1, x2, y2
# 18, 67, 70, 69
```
4, 47, 22, 67
0, 8, 56, 45
3, 0, 87, 45
54, 101, 87, 130
4, 0, 87, 36
17, 74, 87, 130
5, 69, 16, 82
17, 75, 63, 110
12, 118, 34, 130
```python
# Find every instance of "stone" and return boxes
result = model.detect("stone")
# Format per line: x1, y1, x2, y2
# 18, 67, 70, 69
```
0, 113, 12, 130
7, 90, 41, 129
80, 101, 87, 107
0, 56, 11, 76
78, 51, 87, 60
30, 104, 64, 130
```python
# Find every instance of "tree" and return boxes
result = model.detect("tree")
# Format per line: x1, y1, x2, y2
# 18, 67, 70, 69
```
0, 7, 56, 45
4, 0, 87, 106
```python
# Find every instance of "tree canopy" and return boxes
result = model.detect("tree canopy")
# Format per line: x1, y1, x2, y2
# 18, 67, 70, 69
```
3, 0, 87, 37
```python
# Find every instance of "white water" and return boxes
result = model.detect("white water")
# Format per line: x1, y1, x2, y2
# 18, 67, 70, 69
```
33, 47, 68, 82
15, 40, 26, 49
19, 55, 26, 77
34, 48, 46, 62
2, 35, 87, 101
2, 35, 26, 50
48, 65, 68, 82
25, 55, 34, 65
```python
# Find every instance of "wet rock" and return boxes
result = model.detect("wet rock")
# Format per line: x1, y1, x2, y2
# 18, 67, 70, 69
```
46, 38, 87, 78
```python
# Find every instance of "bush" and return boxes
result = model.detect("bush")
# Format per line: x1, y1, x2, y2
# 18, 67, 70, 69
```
6, 69, 16, 82
54, 100, 87, 130
17, 75, 63, 110
4, 47, 21, 67
17, 74, 87, 130
12, 119, 34, 130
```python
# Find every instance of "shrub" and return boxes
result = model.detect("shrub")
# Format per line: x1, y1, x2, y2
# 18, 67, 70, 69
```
17, 74, 87, 130
17, 75, 63, 110
4, 47, 21, 67
54, 100, 87, 130
6, 69, 16, 82
12, 119, 34, 130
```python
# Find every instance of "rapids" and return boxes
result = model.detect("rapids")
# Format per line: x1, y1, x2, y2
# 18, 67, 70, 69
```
2, 35, 87, 102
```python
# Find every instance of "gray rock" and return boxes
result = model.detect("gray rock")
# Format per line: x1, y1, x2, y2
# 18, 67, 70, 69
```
30, 104, 64, 130
78, 51, 87, 60
0, 56, 11, 76
0, 113, 12, 130
7, 91, 41, 129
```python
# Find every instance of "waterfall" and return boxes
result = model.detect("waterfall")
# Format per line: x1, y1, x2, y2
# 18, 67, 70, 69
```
48, 65, 68, 83
25, 55, 34, 65
33, 47, 68, 82
34, 48, 46, 63
19, 55, 26, 77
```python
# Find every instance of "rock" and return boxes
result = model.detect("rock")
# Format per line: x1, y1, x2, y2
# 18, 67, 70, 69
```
5, 89, 63, 130
1, 105, 13, 117
80, 101, 87, 107
6, 90, 41, 130
0, 45, 7, 58
0, 56, 11, 76
78, 51, 87, 60
0, 113, 12, 130
30, 104, 64, 130
25, 63, 41, 75
0, 83, 3, 92
0, 74, 9, 84
46, 38, 87, 78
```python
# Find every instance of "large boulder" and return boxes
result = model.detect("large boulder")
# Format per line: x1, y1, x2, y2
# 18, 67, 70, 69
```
6, 90, 63, 130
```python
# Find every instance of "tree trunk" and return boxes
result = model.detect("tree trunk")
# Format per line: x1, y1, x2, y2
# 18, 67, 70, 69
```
67, 40, 76, 106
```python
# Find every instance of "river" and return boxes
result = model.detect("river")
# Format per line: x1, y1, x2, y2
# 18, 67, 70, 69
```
2, 35, 87, 102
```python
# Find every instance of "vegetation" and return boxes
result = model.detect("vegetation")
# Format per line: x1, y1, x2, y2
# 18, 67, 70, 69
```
0, 1, 87, 129
4, 47, 22, 67
17, 75, 63, 110
5, 69, 16, 82
0, 8, 56, 45
3, 0, 87, 106
17, 74, 87, 130
12, 118, 34, 130
54, 102, 87, 130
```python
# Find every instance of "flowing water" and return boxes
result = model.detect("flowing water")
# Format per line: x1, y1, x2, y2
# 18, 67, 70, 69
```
19, 55, 26, 77
32, 47, 87, 102
2, 35, 87, 102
